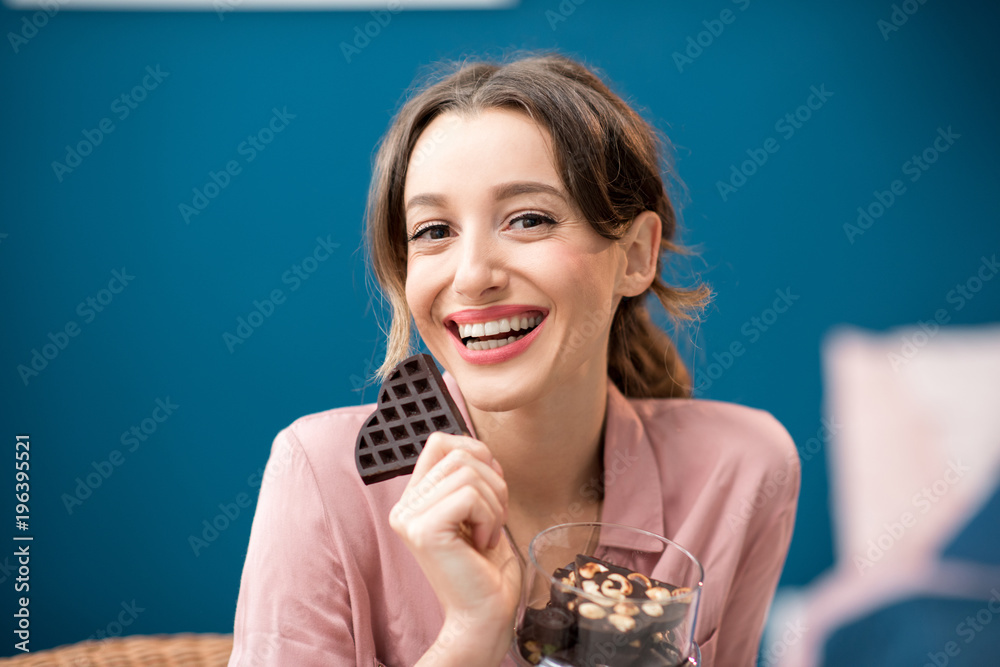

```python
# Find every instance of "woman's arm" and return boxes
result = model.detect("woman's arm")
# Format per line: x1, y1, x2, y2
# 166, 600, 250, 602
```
713, 446, 801, 665
228, 427, 358, 666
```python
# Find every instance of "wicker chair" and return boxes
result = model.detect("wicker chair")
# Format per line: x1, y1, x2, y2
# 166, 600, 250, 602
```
2, 634, 233, 666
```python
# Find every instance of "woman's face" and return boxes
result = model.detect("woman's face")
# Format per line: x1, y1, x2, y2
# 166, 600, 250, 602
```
402, 109, 632, 411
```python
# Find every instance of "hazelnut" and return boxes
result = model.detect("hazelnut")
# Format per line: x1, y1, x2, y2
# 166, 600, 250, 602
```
641, 602, 664, 617
645, 587, 672, 603
578, 561, 609, 579
608, 614, 637, 632
627, 572, 651, 588
578, 602, 608, 620
601, 579, 627, 599
614, 602, 640, 616
602, 573, 633, 597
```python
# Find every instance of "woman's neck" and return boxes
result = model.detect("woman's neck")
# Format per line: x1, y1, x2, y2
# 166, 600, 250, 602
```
465, 363, 608, 529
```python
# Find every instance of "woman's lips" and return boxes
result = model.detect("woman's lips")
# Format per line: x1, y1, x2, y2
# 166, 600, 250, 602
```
447, 310, 548, 365
446, 304, 548, 326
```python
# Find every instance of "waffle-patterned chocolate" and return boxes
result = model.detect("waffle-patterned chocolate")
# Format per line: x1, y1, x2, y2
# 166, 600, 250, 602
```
355, 353, 469, 485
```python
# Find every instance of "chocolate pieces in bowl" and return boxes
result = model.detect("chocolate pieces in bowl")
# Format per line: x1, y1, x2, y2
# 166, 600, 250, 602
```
518, 554, 694, 667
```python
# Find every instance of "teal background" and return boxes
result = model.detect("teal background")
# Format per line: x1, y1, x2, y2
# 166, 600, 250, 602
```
2, 0, 999, 659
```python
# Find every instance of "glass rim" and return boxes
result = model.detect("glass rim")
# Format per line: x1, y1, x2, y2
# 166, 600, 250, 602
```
527, 521, 705, 605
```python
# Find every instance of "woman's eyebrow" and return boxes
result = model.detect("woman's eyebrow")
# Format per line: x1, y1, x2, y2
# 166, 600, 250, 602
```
492, 180, 568, 203
404, 181, 567, 214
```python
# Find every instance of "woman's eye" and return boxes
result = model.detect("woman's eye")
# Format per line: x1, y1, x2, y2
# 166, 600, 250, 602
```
408, 224, 450, 242
509, 213, 557, 230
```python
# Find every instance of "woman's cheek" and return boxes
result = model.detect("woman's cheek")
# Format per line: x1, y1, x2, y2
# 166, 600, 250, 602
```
547, 249, 617, 301
404, 262, 438, 325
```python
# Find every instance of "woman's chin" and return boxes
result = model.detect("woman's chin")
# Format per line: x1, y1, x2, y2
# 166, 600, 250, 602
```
457, 375, 545, 415
462, 385, 524, 413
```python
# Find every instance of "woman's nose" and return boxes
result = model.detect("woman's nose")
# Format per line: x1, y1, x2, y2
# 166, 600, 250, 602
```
451, 230, 508, 301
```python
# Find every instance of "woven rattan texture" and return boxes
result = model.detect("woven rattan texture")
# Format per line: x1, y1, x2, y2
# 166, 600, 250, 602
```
1, 633, 233, 666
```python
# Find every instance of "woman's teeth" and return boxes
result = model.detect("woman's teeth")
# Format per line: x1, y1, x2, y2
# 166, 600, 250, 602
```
458, 315, 542, 350
457, 315, 542, 339
465, 334, 527, 351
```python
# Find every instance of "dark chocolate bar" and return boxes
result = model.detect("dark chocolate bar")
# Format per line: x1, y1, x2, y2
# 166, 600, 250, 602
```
355, 353, 469, 484
575, 554, 691, 629
575, 554, 643, 600
550, 564, 578, 608
523, 606, 575, 649
638, 631, 686, 666
574, 598, 647, 666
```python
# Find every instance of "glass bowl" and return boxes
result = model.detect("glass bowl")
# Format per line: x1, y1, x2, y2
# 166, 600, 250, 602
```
511, 522, 703, 667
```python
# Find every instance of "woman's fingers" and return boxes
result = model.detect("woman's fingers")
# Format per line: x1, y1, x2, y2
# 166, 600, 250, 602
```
406, 483, 501, 553
404, 434, 508, 513
409, 432, 500, 484
390, 433, 509, 555
392, 452, 506, 539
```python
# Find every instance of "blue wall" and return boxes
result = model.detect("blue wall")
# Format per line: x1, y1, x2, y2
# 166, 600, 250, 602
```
2, 0, 998, 656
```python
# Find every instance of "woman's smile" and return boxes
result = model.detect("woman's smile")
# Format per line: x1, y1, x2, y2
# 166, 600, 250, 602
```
444, 305, 548, 362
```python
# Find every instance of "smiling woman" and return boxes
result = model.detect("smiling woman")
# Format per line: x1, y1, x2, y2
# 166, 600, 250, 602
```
228, 50, 800, 667
369, 58, 711, 402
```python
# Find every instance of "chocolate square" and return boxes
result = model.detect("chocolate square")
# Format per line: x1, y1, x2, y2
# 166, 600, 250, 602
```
355, 353, 469, 485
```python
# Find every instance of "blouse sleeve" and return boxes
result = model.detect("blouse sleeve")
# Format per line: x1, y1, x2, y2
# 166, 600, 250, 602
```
713, 420, 801, 666
228, 426, 358, 666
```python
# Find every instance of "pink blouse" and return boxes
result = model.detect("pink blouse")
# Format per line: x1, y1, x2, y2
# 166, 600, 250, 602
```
228, 372, 800, 666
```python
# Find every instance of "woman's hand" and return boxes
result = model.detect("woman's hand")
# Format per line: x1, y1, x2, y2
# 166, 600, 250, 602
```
389, 432, 521, 666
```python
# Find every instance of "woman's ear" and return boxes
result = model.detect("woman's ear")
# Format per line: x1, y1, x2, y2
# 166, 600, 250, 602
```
617, 211, 662, 297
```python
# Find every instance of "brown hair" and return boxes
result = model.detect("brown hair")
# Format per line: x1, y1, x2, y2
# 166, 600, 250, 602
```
365, 50, 712, 399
